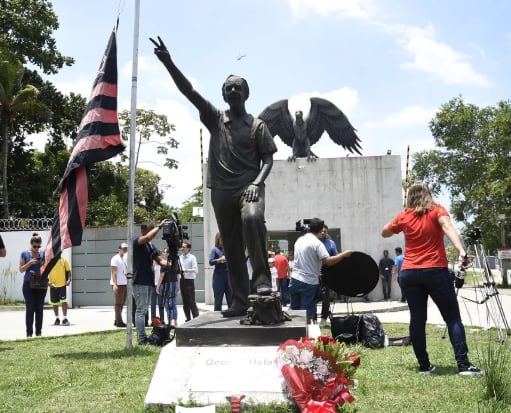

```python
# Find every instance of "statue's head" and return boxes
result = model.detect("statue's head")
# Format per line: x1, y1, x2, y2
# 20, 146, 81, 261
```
295, 110, 304, 124
222, 74, 250, 104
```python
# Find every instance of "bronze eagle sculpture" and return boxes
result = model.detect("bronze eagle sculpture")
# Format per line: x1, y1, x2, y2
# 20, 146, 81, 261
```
258, 97, 362, 161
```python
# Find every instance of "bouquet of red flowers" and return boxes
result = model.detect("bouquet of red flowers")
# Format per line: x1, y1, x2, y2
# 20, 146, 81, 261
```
276, 335, 360, 413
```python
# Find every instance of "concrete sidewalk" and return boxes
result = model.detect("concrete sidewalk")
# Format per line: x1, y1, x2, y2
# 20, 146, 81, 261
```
1, 289, 510, 341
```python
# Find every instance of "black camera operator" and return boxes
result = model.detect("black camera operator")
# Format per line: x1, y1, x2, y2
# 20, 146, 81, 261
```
132, 220, 170, 345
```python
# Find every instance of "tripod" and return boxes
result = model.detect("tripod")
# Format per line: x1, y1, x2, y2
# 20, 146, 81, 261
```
460, 238, 511, 342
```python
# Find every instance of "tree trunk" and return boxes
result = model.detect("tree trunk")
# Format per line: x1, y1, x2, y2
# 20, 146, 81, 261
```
0, 120, 10, 218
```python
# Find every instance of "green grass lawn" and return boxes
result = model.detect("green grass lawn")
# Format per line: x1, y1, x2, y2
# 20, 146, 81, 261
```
0, 324, 509, 413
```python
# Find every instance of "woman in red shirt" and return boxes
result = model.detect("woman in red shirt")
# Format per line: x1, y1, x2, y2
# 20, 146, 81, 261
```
381, 182, 482, 376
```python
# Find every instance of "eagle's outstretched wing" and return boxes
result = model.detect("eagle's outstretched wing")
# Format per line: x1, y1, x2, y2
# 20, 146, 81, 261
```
258, 99, 295, 148
307, 97, 362, 155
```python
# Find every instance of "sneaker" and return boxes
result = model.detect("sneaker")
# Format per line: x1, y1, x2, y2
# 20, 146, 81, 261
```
419, 364, 435, 375
458, 364, 483, 377
319, 318, 327, 328
54, 318, 60, 326
116, 321, 127, 328
62, 318, 70, 326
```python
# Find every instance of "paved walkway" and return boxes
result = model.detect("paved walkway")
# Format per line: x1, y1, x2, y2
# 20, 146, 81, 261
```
1, 288, 510, 341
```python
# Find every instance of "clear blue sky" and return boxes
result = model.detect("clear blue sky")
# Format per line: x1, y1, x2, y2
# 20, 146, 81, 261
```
41, 0, 511, 207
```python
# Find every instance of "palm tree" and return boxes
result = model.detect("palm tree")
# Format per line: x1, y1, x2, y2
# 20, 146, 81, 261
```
0, 51, 49, 217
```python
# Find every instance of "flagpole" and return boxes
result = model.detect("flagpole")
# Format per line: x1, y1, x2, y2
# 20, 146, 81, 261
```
126, 0, 141, 351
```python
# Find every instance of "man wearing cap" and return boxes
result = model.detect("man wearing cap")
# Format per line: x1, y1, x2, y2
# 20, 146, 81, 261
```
111, 243, 129, 327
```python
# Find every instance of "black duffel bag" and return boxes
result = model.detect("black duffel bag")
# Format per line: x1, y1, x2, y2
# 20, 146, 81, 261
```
330, 315, 362, 344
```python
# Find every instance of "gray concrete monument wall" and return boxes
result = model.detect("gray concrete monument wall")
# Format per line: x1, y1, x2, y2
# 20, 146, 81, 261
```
203, 155, 404, 304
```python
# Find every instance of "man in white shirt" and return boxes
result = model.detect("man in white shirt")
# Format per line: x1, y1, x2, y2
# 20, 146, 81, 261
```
179, 241, 199, 321
111, 243, 128, 327
289, 218, 352, 324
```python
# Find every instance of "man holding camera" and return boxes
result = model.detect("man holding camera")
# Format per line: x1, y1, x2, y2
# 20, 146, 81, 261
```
133, 221, 170, 345
289, 218, 352, 324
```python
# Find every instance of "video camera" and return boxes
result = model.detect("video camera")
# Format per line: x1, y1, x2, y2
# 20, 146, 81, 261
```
161, 213, 188, 253
450, 268, 466, 289
464, 227, 482, 245
295, 219, 312, 234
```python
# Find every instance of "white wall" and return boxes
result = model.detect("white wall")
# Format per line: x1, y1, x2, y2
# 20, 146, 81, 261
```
202, 155, 405, 303
0, 231, 72, 306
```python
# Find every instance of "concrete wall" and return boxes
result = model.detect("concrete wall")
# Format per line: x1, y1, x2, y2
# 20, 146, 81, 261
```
203, 155, 405, 303
72, 223, 205, 306
0, 223, 204, 307
0, 230, 70, 304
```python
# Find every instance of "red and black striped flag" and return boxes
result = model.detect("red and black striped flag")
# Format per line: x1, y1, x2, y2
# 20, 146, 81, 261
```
42, 27, 125, 276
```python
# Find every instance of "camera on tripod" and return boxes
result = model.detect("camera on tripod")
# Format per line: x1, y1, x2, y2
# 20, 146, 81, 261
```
161, 213, 188, 252
450, 268, 466, 289
465, 227, 482, 244
295, 219, 312, 233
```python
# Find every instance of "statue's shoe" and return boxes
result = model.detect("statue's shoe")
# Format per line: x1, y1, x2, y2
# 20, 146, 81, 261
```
256, 286, 273, 296
221, 307, 248, 317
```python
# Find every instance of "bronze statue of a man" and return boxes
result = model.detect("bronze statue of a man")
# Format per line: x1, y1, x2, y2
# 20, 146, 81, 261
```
150, 36, 277, 317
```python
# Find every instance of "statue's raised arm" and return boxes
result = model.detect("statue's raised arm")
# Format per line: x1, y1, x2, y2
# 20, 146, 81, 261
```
149, 36, 207, 112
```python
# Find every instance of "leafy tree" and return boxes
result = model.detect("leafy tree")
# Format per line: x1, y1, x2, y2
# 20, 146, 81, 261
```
87, 162, 174, 226
118, 109, 179, 170
22, 69, 87, 145
411, 96, 511, 252
0, 52, 50, 217
179, 185, 204, 223
0, 0, 74, 74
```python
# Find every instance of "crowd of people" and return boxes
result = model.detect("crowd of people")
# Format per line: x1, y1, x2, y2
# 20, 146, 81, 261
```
5, 179, 483, 376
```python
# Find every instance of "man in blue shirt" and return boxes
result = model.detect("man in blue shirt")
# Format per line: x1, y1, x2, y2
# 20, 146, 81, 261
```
394, 247, 406, 302
133, 221, 170, 345
319, 225, 339, 327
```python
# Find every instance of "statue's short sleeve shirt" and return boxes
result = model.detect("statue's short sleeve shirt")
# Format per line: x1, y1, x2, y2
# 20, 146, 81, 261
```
200, 102, 277, 191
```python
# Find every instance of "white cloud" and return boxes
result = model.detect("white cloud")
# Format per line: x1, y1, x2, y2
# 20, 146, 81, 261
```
397, 25, 491, 87
360, 105, 438, 176
288, 0, 380, 20
52, 76, 93, 99
363, 105, 435, 129
287, 1, 490, 88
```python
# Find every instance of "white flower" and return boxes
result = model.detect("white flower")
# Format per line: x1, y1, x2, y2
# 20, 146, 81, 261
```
299, 349, 314, 365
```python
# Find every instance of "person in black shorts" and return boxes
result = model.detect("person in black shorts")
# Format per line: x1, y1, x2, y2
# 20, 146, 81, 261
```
48, 256, 72, 326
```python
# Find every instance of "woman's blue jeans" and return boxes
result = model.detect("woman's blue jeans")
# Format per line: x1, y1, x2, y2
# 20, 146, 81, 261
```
22, 281, 47, 337
400, 267, 470, 368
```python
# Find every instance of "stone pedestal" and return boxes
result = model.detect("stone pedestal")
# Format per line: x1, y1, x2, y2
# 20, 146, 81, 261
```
145, 310, 308, 407
176, 309, 307, 347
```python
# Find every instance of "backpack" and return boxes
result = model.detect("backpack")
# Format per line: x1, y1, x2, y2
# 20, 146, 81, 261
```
360, 314, 385, 348
147, 318, 176, 346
